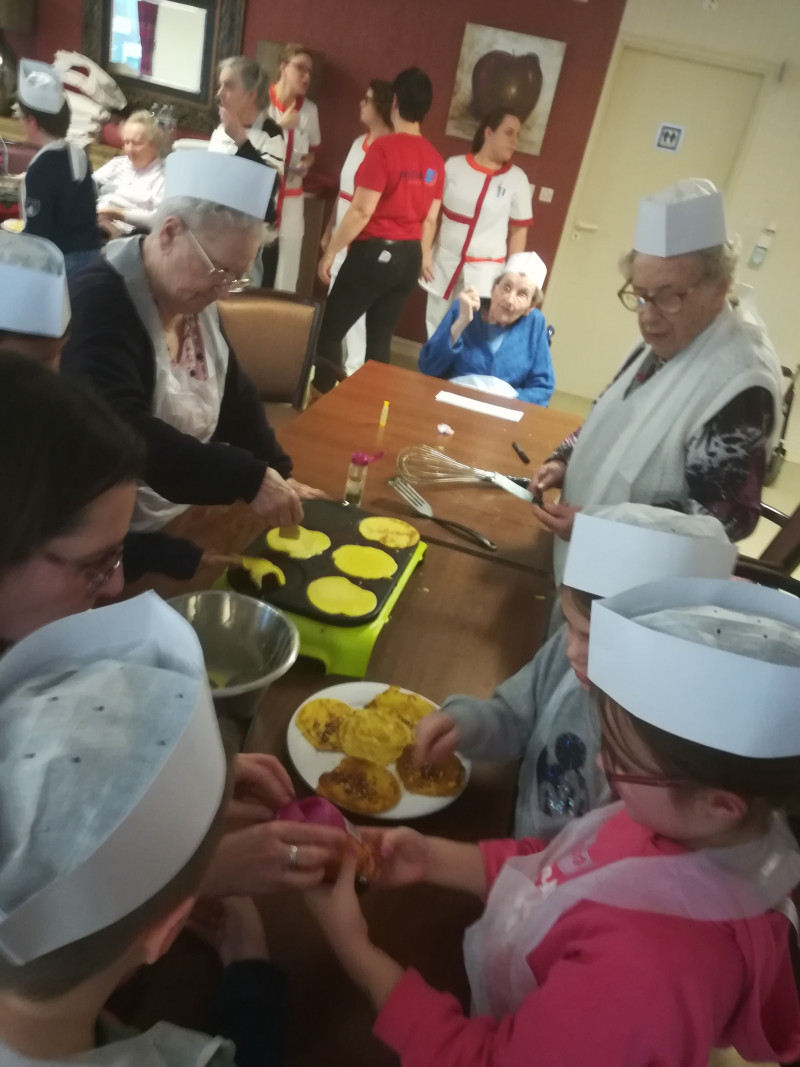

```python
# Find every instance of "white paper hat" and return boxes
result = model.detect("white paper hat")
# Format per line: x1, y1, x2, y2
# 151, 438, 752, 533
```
504, 251, 547, 290
0, 592, 226, 965
563, 504, 736, 598
633, 178, 727, 257
18, 59, 65, 115
164, 150, 274, 219
588, 578, 800, 757
0, 233, 70, 338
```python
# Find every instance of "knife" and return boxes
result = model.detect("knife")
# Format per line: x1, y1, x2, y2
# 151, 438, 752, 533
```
488, 471, 541, 506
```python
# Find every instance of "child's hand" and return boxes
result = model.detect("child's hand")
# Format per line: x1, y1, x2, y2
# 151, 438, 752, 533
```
358, 826, 430, 888
304, 849, 369, 954
187, 897, 269, 966
228, 753, 295, 823
413, 711, 460, 764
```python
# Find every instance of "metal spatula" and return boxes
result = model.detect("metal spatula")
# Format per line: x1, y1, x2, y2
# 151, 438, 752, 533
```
388, 476, 497, 551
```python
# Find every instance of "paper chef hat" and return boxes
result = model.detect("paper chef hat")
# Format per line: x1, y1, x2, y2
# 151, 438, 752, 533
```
0, 593, 226, 965
17, 59, 65, 115
504, 251, 547, 290
563, 504, 736, 598
164, 150, 275, 219
633, 178, 727, 258
588, 577, 800, 757
0, 233, 70, 338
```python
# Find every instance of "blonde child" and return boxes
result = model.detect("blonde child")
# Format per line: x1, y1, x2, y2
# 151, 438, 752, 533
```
307, 578, 800, 1066
0, 594, 286, 1066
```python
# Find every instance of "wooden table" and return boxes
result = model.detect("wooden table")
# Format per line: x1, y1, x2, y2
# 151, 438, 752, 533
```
281, 362, 577, 573
119, 366, 576, 1064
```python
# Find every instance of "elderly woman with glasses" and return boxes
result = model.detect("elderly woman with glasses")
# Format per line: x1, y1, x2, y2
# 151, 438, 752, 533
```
61, 151, 322, 535
531, 179, 782, 583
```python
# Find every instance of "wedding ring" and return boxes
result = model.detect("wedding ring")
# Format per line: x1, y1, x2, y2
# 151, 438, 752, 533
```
288, 843, 299, 868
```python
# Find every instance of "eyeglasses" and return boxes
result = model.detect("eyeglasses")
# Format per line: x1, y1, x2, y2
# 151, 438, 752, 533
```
43, 545, 124, 594
289, 60, 313, 77
185, 228, 251, 292
617, 282, 703, 315
600, 734, 686, 789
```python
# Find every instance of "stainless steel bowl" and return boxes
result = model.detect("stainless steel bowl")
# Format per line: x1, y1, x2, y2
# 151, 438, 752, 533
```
168, 590, 299, 719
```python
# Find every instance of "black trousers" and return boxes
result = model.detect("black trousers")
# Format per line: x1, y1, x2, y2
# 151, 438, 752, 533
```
317, 237, 422, 368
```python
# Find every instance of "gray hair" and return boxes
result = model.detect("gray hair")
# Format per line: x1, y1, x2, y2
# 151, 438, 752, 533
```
124, 110, 167, 156
619, 241, 739, 284
150, 196, 263, 238
218, 56, 270, 110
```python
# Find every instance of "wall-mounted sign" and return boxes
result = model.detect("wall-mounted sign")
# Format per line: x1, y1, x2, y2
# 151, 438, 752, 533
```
655, 123, 685, 153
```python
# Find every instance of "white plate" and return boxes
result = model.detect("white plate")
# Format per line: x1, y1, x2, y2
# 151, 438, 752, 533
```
286, 681, 470, 820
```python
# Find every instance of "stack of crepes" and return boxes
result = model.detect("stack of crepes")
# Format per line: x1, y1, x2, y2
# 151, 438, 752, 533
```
52, 51, 126, 147
296, 686, 466, 815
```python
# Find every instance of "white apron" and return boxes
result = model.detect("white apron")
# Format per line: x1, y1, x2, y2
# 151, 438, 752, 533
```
104, 237, 229, 532
464, 802, 800, 1020
554, 296, 783, 582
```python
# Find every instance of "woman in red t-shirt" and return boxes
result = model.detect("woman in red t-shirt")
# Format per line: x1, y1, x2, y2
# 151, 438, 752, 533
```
317, 67, 443, 371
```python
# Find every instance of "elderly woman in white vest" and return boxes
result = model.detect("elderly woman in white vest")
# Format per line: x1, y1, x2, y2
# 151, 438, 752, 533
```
61, 151, 322, 534
532, 178, 782, 583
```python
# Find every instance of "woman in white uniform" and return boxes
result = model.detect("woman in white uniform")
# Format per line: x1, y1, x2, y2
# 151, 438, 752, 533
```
320, 79, 392, 375
61, 151, 323, 534
93, 111, 166, 236
423, 108, 533, 338
267, 43, 321, 293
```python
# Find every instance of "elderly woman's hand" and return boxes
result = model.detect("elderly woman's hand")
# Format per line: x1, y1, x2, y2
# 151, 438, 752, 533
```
532, 458, 566, 493
457, 287, 481, 325
202, 819, 348, 896
286, 478, 329, 501
219, 105, 248, 147
251, 468, 304, 528
531, 501, 581, 541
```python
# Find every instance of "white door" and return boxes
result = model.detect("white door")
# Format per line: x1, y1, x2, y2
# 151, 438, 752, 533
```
545, 43, 766, 399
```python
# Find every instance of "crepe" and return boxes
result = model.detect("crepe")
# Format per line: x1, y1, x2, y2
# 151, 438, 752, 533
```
332, 544, 398, 580
266, 526, 331, 559
296, 697, 354, 751
306, 576, 377, 617
365, 685, 434, 726
395, 745, 466, 797
228, 557, 286, 597
316, 756, 401, 815
340, 706, 413, 765
358, 516, 420, 549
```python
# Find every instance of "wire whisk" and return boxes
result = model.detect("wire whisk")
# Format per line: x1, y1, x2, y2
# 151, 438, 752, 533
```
397, 445, 500, 487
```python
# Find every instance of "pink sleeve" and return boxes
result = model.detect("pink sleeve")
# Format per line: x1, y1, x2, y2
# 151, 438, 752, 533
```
374, 909, 748, 1067
480, 836, 547, 889
355, 142, 388, 193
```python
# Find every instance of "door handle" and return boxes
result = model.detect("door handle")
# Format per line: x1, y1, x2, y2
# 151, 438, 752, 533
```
574, 220, 599, 233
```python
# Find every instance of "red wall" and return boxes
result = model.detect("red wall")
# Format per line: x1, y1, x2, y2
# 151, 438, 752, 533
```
23, 0, 626, 340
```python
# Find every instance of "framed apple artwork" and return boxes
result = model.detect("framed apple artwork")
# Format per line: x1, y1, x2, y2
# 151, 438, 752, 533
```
447, 23, 566, 156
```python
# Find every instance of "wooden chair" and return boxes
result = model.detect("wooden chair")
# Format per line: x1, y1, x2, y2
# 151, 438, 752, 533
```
736, 502, 800, 582
216, 288, 327, 431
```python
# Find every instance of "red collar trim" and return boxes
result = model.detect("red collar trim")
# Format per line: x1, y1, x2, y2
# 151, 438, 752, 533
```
269, 84, 304, 112
466, 153, 512, 177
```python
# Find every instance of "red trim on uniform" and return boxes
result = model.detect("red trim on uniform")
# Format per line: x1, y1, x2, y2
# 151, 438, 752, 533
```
441, 205, 473, 225
284, 187, 304, 197
464, 254, 504, 264
338, 191, 354, 202
443, 170, 494, 300
269, 84, 304, 112
509, 217, 534, 227
466, 154, 513, 178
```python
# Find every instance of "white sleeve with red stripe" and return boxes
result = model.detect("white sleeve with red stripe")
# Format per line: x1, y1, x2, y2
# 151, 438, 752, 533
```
509, 164, 534, 227
304, 98, 321, 152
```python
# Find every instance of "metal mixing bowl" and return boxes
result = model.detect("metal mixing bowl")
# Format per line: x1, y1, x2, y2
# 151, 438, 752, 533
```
168, 590, 299, 719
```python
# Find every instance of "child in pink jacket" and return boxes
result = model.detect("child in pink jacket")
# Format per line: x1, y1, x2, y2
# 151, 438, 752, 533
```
305, 578, 800, 1067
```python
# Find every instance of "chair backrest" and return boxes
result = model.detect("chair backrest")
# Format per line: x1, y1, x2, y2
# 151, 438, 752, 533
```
216, 289, 322, 409
758, 503, 800, 574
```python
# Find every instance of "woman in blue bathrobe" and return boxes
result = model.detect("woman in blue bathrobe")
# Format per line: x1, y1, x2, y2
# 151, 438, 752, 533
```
418, 251, 554, 406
